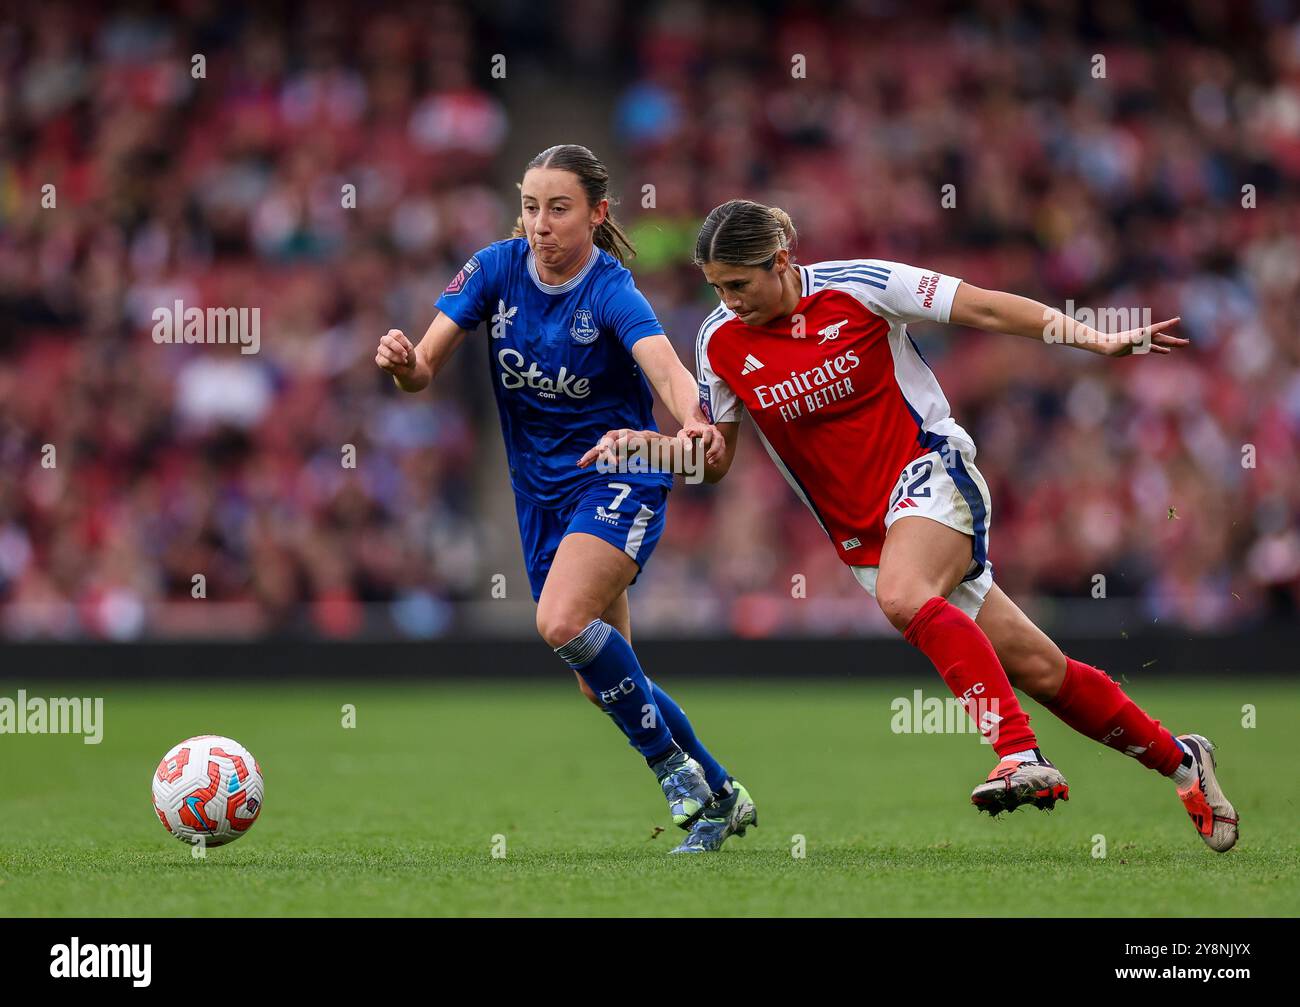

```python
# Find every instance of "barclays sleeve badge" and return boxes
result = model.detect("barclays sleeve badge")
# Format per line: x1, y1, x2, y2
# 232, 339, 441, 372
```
698, 381, 714, 422
570, 308, 598, 345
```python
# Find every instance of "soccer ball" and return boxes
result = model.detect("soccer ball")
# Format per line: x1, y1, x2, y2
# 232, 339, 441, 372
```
152, 735, 264, 847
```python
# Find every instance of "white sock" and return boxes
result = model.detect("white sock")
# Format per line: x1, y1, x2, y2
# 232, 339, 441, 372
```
1170, 740, 1197, 788
1003, 747, 1041, 764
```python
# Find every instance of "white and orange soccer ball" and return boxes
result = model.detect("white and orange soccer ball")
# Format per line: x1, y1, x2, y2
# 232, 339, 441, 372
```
151, 735, 264, 847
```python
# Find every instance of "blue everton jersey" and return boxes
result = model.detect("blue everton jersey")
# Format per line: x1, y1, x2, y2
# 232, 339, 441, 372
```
435, 237, 672, 506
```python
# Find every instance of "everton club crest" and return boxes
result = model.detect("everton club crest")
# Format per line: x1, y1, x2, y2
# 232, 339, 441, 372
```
570, 308, 598, 345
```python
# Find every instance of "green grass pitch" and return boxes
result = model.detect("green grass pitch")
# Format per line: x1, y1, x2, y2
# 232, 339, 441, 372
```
1, 678, 1295, 917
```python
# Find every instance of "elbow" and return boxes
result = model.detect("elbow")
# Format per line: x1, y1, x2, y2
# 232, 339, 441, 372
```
951, 286, 1004, 332
962, 301, 1001, 332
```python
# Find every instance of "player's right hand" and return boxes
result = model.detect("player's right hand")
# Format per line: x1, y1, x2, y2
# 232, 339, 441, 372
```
376, 328, 417, 376
675, 420, 725, 466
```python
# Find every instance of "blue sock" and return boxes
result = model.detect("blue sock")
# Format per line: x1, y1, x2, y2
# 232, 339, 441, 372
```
556, 620, 675, 761
648, 680, 730, 794
598, 680, 731, 795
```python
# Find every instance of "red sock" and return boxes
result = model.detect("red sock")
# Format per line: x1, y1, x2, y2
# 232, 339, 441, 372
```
903, 597, 1038, 757
1045, 657, 1183, 776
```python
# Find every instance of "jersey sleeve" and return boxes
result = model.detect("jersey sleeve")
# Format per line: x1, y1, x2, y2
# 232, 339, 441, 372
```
597, 270, 665, 353
434, 243, 505, 330
854, 259, 962, 325
695, 313, 741, 424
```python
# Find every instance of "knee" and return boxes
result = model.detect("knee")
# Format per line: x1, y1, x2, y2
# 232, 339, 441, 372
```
536, 608, 595, 651
875, 579, 931, 634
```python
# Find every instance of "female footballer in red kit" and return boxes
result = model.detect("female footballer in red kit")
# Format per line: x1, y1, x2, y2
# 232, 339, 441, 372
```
583, 199, 1238, 854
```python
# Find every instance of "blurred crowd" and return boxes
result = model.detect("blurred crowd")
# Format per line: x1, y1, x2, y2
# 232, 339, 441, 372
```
1, 0, 1297, 640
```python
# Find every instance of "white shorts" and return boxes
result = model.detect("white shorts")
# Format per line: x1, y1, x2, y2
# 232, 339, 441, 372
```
851, 440, 995, 620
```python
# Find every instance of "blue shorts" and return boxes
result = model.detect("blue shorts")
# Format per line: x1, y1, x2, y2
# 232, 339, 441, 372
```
514, 478, 669, 602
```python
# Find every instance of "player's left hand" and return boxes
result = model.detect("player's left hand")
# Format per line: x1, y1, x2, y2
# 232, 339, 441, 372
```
1095, 316, 1187, 357
675, 420, 725, 466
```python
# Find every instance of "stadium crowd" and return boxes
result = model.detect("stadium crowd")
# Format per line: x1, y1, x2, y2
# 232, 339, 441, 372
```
1, 1, 1296, 639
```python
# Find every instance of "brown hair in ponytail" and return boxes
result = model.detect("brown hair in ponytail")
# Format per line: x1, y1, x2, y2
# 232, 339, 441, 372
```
693, 199, 797, 268
510, 144, 636, 264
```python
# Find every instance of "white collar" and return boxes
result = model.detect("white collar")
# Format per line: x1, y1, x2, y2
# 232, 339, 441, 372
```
527, 244, 600, 295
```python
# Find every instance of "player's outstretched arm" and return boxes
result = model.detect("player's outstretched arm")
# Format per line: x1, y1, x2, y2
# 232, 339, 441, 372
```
631, 334, 725, 465
375, 311, 467, 392
948, 283, 1188, 358
577, 421, 741, 484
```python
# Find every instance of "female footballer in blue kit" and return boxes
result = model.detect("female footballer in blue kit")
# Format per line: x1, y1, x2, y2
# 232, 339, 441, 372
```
375, 145, 756, 854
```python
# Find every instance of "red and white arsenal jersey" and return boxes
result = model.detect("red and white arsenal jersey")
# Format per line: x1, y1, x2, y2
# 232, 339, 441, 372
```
696, 259, 974, 566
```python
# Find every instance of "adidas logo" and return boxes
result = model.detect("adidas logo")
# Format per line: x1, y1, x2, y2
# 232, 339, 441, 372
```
740, 354, 764, 375
893, 497, 919, 511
